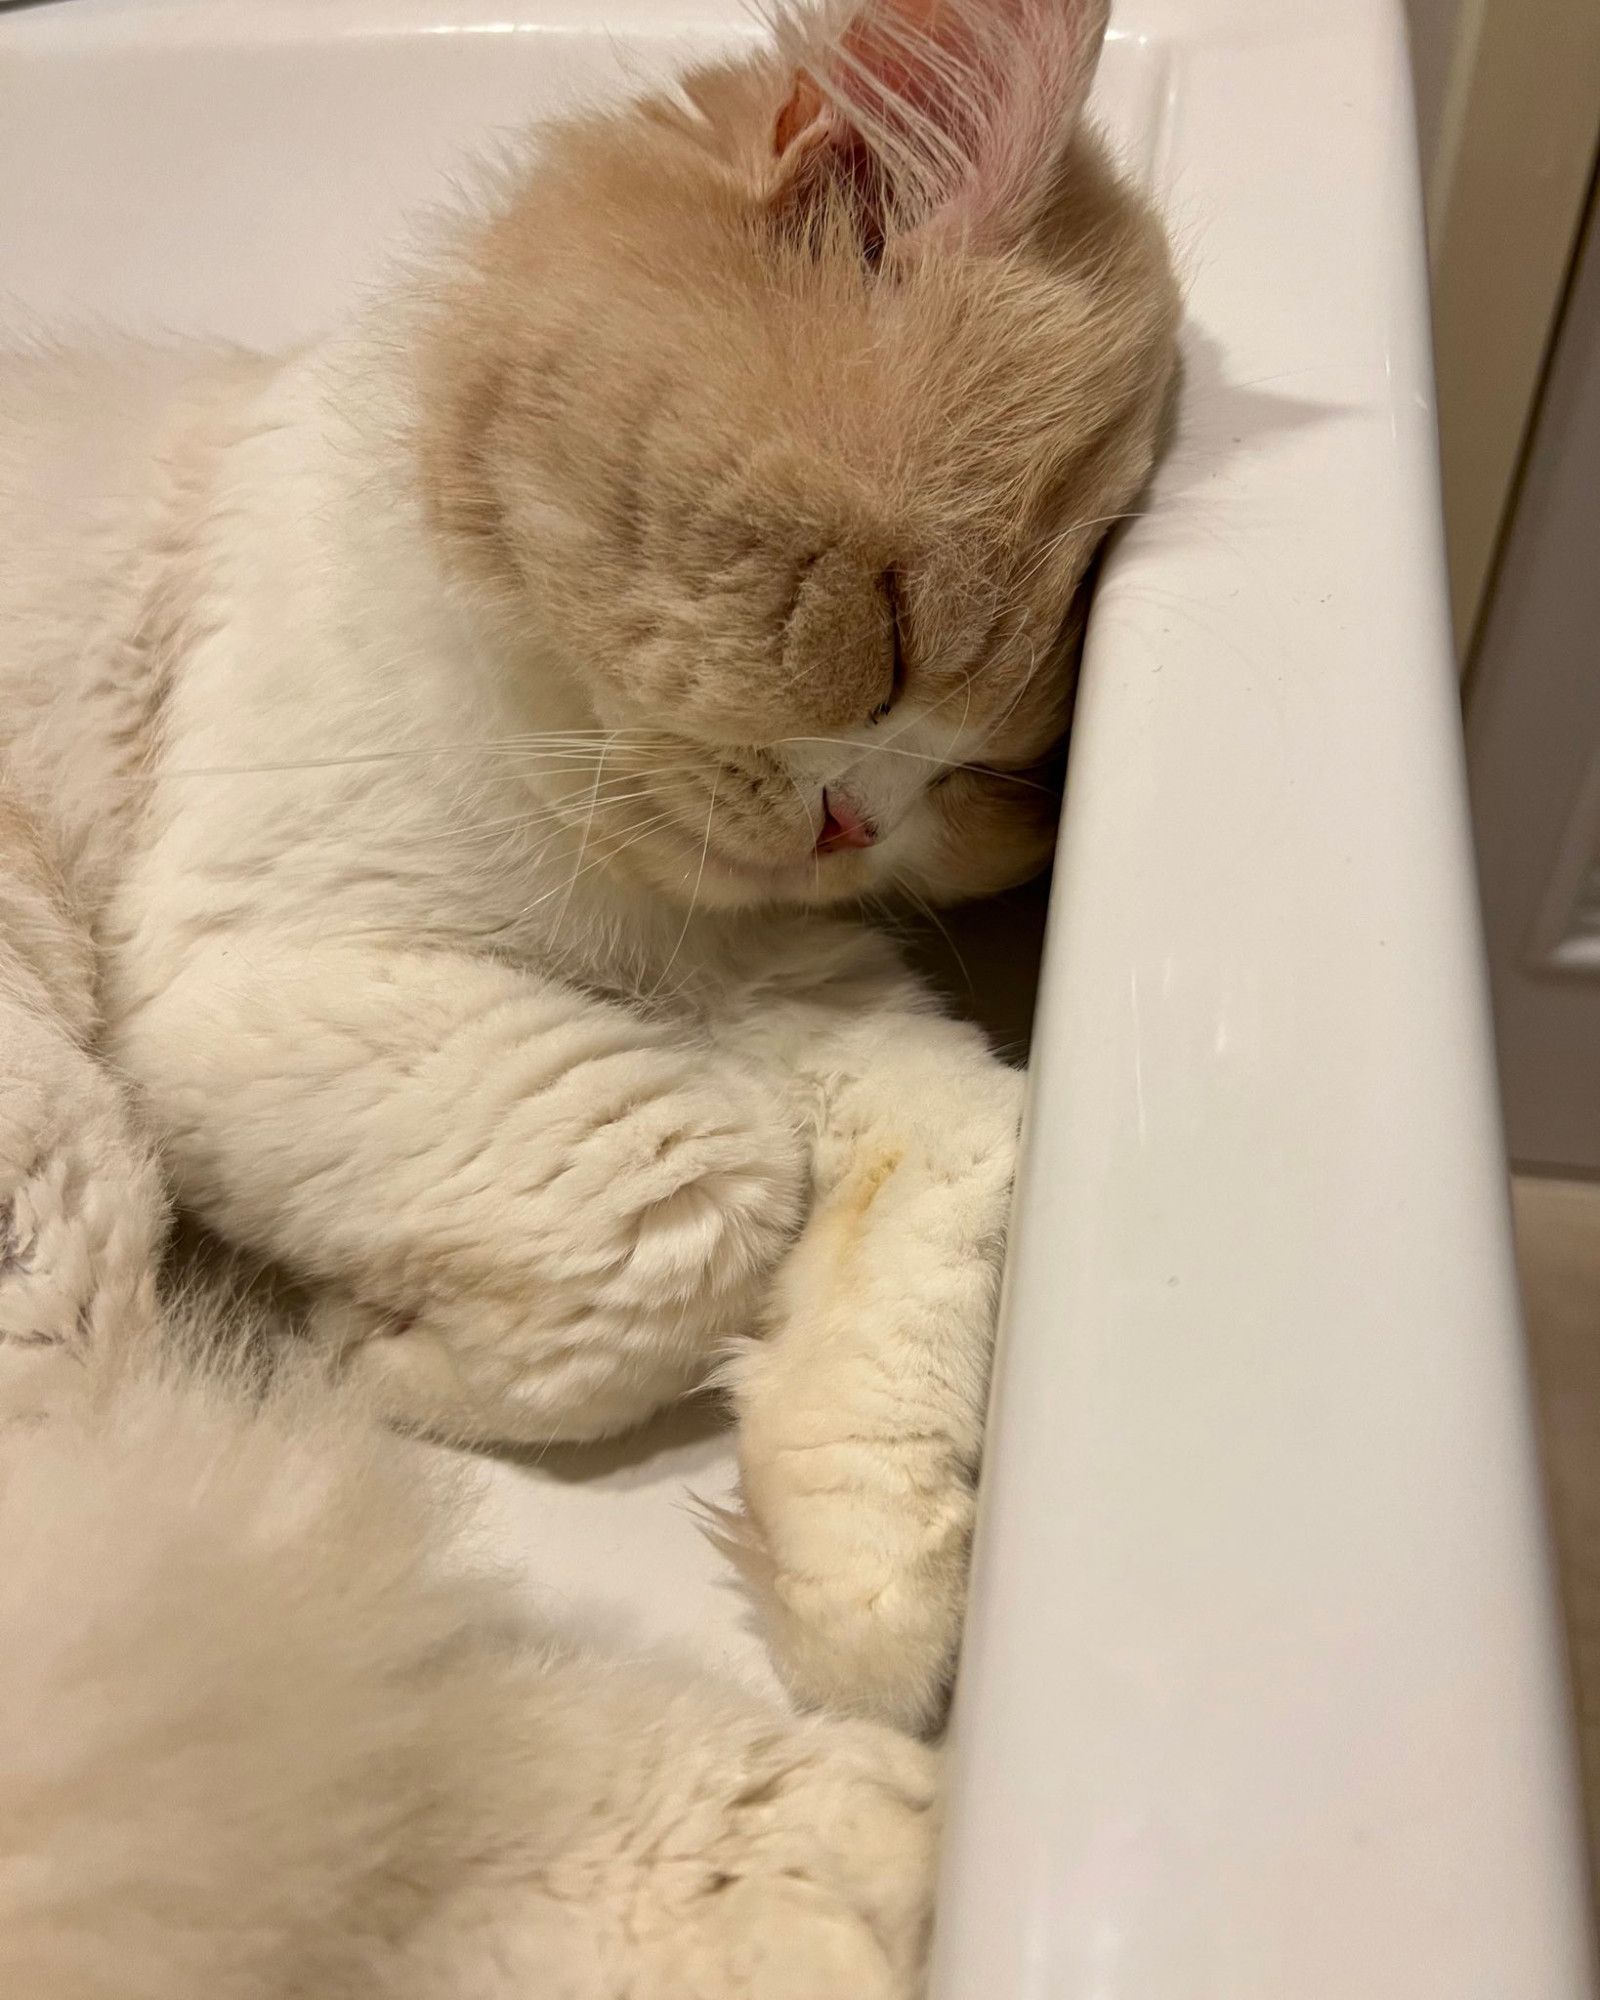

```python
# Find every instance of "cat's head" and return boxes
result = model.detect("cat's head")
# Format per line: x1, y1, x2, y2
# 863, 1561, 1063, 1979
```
416, 0, 1179, 909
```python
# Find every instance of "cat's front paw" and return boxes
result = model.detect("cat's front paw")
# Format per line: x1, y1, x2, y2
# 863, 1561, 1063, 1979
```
644, 1718, 938, 2000
335, 1056, 810, 1445
717, 1057, 1020, 1732
445, 1707, 937, 2000
548, 1057, 806, 1317
714, 1428, 976, 1735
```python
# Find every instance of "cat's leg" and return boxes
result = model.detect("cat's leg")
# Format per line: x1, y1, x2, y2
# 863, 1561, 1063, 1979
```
416, 1651, 938, 2000
716, 955, 1022, 1732
0, 1309, 935, 2000
109, 936, 805, 1443
0, 788, 167, 1416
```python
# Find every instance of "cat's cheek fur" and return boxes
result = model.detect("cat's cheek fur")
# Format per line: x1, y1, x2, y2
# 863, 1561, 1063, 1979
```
878, 780, 1060, 907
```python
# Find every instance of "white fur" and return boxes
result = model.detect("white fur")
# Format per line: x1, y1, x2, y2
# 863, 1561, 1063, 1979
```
0, 1359, 938, 2000
0, 790, 937, 2000
0, 786, 166, 1394
0, 323, 1022, 1726
0, 0, 1167, 1732
0, 1, 1168, 1974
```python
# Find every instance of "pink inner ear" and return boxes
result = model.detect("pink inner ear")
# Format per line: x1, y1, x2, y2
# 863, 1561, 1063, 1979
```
771, 0, 1109, 248
771, 70, 891, 266
773, 71, 827, 156
840, 0, 990, 127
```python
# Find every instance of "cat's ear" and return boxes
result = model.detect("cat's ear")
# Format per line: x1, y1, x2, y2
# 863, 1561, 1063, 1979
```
766, 0, 1111, 255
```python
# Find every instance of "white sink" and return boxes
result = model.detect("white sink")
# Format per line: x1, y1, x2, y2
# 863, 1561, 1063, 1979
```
2, 2, 1592, 1994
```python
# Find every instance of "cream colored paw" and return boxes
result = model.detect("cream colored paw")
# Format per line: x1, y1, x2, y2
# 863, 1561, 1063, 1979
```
321, 1062, 808, 1445
717, 1435, 975, 1734
612, 1720, 936, 2000
619, 1724, 936, 2000
543, 1064, 806, 1314
639, 1721, 939, 2000
426, 1711, 938, 2000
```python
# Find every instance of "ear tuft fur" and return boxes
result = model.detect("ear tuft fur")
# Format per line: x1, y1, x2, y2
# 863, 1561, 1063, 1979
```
765, 0, 1112, 253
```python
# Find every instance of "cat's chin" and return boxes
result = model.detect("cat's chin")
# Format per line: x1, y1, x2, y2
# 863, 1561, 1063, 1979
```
626, 838, 878, 913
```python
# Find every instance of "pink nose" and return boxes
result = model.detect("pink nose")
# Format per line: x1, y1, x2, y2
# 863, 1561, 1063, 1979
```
816, 787, 877, 854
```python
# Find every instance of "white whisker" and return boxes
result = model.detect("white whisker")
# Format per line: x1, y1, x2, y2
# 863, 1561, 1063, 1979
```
517, 809, 683, 918
652, 770, 719, 997
550, 729, 615, 945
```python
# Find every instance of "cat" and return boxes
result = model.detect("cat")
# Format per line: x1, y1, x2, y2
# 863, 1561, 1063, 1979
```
0, 0, 1177, 1962
0, 794, 937, 1999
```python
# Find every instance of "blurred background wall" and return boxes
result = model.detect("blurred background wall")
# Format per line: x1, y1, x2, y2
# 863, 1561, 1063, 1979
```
1403, 0, 1599, 654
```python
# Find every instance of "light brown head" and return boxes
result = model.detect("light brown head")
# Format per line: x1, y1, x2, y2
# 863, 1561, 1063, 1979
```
416, 0, 1179, 909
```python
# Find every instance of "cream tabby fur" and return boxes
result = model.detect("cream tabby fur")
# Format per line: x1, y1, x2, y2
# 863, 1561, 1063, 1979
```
0, 805, 936, 1997
0, 0, 1176, 1983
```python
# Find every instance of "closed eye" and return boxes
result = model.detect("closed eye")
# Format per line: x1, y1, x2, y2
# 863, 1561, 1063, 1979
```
869, 565, 907, 724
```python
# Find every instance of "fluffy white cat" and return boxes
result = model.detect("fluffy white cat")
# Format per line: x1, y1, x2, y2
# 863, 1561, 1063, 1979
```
0, 0, 1176, 1988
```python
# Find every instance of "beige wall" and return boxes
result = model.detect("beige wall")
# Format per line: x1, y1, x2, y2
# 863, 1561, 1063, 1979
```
1404, 0, 1600, 656
1404, 0, 1465, 170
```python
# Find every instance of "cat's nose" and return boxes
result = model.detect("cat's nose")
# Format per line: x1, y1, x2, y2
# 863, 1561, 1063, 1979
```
816, 787, 877, 853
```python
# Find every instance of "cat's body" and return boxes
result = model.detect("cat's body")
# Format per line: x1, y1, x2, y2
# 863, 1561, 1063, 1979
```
0, 0, 1177, 1987
2, 325, 1033, 1722
0, 813, 935, 1999
1, 1371, 937, 2000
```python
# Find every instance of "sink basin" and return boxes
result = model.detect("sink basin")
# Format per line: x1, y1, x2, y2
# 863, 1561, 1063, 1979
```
2, 2, 1591, 1993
